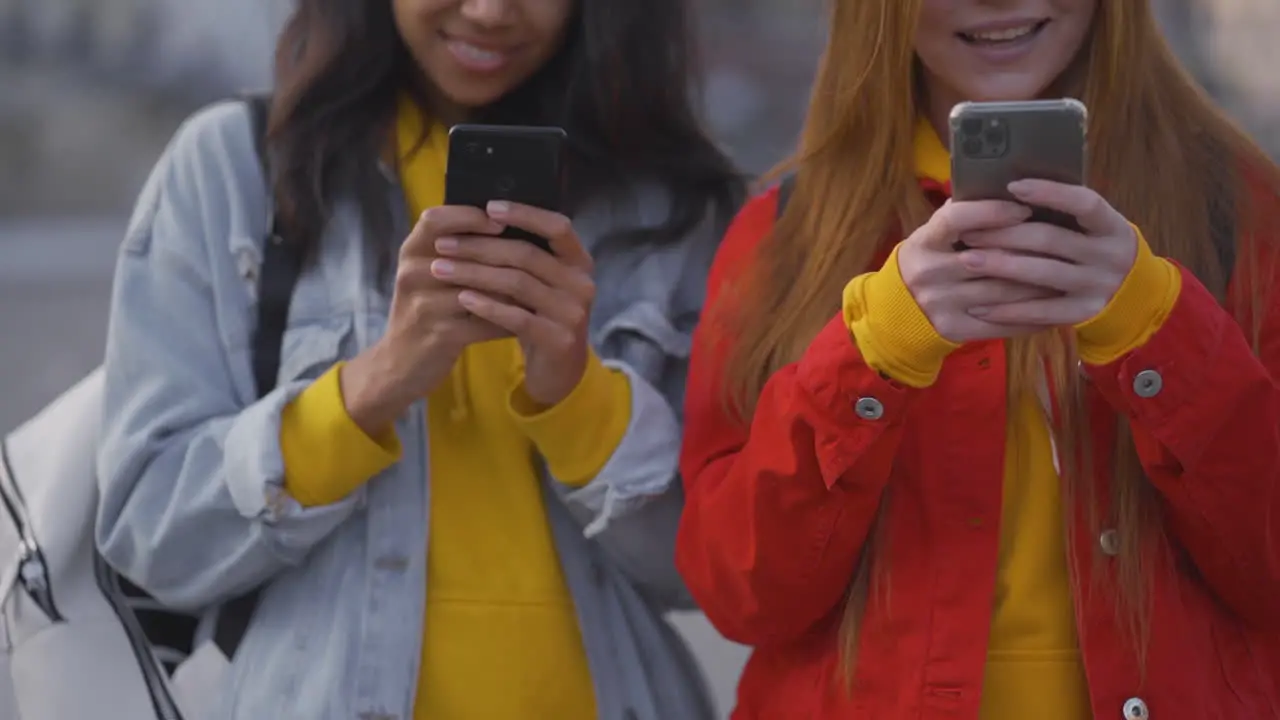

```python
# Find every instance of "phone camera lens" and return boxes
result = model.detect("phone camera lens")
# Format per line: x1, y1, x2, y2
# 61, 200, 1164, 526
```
961, 118, 984, 137
466, 142, 483, 156
495, 175, 515, 194
961, 137, 985, 158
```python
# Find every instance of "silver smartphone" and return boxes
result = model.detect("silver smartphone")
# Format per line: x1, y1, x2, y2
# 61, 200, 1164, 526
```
949, 99, 1087, 230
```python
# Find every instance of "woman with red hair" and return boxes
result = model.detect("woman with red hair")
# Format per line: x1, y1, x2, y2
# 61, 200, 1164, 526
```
677, 1, 1280, 717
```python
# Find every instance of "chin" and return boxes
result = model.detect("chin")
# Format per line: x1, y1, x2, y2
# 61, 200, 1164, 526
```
438, 88, 506, 111
965, 85, 1052, 103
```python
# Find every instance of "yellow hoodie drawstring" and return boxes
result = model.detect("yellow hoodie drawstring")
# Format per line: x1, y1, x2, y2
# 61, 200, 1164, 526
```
450, 349, 471, 423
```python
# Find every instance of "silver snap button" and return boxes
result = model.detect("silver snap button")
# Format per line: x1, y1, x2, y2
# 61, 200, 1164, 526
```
1123, 697, 1149, 719
854, 397, 884, 420
1132, 370, 1163, 398
1099, 529, 1120, 556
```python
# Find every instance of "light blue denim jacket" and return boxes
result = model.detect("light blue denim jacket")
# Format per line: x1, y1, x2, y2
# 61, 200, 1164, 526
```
95, 101, 723, 720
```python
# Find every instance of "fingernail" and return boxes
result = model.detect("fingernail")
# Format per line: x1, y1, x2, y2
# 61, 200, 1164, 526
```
969, 306, 991, 317
458, 290, 482, 307
961, 251, 985, 269
435, 237, 458, 253
431, 259, 454, 277
1007, 180, 1033, 196
487, 200, 510, 217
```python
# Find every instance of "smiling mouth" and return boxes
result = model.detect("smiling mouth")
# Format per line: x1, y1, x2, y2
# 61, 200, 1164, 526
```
957, 19, 1050, 45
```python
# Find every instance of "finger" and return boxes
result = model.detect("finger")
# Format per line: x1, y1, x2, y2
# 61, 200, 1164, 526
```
395, 256, 454, 293
1006, 180, 1128, 236
959, 248, 1089, 293
916, 277, 1057, 322
401, 286, 471, 323
434, 235, 595, 303
458, 290, 576, 351
430, 258, 584, 325
485, 201, 593, 271
401, 206, 506, 257
952, 278, 1062, 307
922, 200, 1033, 250
960, 222, 1090, 264
968, 296, 1104, 326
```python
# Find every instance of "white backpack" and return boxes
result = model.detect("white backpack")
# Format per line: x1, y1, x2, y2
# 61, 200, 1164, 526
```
0, 94, 304, 720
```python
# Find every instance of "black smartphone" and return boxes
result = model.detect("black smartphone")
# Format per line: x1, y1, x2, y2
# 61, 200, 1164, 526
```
949, 99, 1087, 231
444, 124, 567, 253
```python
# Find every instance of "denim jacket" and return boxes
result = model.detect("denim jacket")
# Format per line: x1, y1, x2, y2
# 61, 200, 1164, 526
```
95, 101, 722, 720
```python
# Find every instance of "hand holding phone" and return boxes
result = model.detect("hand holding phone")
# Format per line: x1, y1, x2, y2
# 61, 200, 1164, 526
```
444, 124, 566, 253
940, 100, 1142, 329
434, 125, 598, 408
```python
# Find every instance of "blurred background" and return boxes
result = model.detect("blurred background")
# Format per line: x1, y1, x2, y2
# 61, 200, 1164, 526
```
1, 0, 1277, 716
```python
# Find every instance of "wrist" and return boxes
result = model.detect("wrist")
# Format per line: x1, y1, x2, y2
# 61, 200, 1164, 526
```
520, 344, 589, 411
339, 344, 416, 435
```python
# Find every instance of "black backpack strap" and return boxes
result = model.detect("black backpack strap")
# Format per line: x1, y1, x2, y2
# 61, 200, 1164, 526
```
244, 93, 305, 398
1210, 203, 1237, 290
210, 93, 305, 659
777, 174, 796, 220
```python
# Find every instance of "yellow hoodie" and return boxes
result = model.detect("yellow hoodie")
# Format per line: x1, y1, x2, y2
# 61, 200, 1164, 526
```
274, 103, 634, 719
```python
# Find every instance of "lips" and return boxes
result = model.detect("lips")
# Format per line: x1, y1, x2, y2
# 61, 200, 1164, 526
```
957, 19, 1050, 45
440, 33, 519, 73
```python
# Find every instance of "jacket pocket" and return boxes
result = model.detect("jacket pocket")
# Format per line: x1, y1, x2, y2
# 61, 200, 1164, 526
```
276, 316, 353, 386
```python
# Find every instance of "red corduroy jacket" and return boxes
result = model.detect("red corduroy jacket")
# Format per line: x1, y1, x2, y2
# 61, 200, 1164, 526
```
676, 184, 1280, 719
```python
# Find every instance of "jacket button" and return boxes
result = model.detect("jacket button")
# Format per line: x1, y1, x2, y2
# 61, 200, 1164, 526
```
1123, 697, 1149, 719
1132, 370, 1163, 398
854, 397, 884, 420
374, 554, 409, 573
1099, 529, 1121, 556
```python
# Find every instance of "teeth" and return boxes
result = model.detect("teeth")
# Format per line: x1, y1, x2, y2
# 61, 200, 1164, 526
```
967, 24, 1037, 42
452, 41, 503, 64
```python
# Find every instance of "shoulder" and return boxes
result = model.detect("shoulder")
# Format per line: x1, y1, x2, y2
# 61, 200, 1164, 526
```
706, 186, 782, 298
121, 100, 265, 257
156, 100, 259, 194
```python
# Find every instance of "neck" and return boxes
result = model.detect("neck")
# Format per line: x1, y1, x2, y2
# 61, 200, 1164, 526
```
922, 83, 958, 152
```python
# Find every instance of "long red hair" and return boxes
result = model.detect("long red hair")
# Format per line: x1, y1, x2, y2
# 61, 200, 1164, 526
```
718, 0, 1280, 679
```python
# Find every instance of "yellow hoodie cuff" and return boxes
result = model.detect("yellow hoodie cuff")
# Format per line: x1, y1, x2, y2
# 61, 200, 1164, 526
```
280, 363, 403, 507
845, 245, 960, 389
509, 350, 632, 488
1075, 225, 1182, 366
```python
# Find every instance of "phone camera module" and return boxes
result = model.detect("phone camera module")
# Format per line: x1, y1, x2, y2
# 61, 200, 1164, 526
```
961, 116, 1008, 159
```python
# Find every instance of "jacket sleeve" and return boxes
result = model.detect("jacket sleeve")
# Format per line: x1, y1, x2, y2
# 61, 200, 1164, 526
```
1085, 254, 1280, 632
675, 190, 916, 647
544, 196, 729, 612
95, 103, 361, 611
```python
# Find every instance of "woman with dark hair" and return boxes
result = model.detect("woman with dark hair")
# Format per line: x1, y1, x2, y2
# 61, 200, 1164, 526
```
95, 1, 742, 718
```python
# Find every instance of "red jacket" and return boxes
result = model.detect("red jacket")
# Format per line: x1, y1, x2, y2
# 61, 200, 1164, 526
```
676, 186, 1280, 719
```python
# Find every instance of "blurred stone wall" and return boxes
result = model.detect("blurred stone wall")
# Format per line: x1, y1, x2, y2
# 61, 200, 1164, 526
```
0, 0, 1277, 220
0, 0, 287, 216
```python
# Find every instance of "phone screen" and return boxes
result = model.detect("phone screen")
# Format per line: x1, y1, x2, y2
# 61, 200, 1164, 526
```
444, 124, 567, 253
